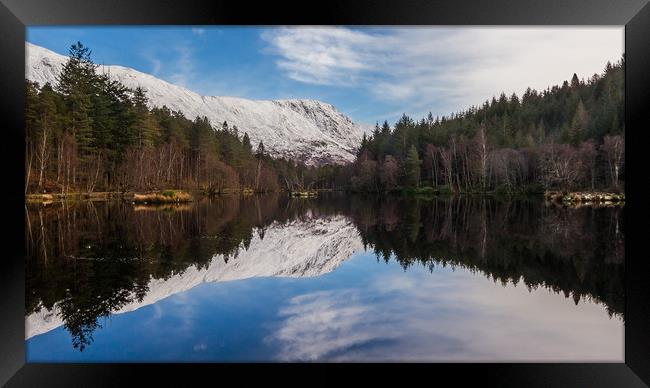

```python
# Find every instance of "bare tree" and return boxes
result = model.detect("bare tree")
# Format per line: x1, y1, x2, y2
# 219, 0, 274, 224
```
474, 125, 489, 192
602, 135, 624, 191
380, 155, 399, 190
439, 147, 453, 190
538, 141, 582, 191
424, 144, 439, 186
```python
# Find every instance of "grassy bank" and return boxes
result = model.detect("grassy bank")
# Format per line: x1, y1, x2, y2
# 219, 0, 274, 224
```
25, 187, 293, 204
26, 191, 124, 203
26, 190, 195, 204
132, 190, 193, 204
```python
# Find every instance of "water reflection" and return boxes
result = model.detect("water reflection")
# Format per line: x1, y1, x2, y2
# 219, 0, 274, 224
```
347, 196, 624, 317
266, 268, 622, 361
25, 194, 624, 359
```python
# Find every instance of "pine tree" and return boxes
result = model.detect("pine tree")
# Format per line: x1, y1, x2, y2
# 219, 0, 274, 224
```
405, 145, 421, 187
570, 73, 580, 89
256, 141, 265, 159
105, 77, 137, 170
381, 120, 391, 135
242, 132, 252, 154
56, 41, 101, 188
536, 119, 546, 145
131, 87, 160, 147
56, 41, 98, 98
570, 99, 589, 145
358, 133, 368, 158
394, 114, 414, 157
69, 89, 94, 158
88, 74, 113, 150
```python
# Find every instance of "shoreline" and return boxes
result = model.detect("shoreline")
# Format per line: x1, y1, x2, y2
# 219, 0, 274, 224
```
26, 188, 625, 207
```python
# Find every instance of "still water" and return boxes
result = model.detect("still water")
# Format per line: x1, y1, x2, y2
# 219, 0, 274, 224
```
25, 194, 624, 362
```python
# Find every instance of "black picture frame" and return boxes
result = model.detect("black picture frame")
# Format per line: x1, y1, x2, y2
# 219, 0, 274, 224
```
1, 0, 649, 386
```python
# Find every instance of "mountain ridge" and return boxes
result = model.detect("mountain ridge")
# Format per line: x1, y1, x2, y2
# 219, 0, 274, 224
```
26, 42, 368, 165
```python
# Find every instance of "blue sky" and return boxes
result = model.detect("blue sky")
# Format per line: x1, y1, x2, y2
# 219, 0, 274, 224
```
27, 26, 623, 125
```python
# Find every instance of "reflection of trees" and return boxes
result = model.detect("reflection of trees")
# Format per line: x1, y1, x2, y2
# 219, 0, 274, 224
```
26, 194, 303, 350
26, 194, 625, 351
347, 196, 624, 319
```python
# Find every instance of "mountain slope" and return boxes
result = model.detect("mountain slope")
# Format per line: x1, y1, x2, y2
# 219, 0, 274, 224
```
26, 42, 367, 165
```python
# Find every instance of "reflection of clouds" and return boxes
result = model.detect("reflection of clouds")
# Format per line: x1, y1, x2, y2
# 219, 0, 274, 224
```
152, 304, 163, 319
267, 290, 400, 361
268, 261, 623, 361
193, 343, 207, 352
164, 295, 198, 336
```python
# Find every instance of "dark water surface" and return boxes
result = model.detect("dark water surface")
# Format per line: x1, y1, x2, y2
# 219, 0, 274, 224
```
25, 194, 624, 361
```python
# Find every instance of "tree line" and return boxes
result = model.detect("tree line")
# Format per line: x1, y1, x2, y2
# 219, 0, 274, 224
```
341, 57, 625, 194
25, 42, 329, 195
25, 42, 625, 195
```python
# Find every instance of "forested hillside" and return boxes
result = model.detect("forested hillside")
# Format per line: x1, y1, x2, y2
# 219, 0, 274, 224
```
25, 42, 318, 194
345, 57, 625, 194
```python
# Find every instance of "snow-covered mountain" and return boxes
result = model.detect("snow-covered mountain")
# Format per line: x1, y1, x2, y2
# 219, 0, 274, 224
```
25, 215, 364, 339
26, 42, 369, 165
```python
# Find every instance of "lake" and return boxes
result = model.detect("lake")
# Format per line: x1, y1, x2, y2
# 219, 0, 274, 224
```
25, 194, 624, 362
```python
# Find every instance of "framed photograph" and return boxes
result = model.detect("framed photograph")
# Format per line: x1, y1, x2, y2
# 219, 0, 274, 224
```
1, 0, 648, 386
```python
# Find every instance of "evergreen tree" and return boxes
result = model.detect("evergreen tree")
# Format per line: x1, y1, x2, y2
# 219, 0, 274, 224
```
56, 41, 97, 97
405, 145, 421, 187
381, 120, 391, 135
256, 141, 265, 159
242, 132, 252, 154
570, 99, 589, 145
69, 89, 94, 157
132, 86, 160, 147
570, 73, 580, 89
358, 133, 368, 157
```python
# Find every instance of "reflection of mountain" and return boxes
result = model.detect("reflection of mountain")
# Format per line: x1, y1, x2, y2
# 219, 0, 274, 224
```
26, 216, 363, 339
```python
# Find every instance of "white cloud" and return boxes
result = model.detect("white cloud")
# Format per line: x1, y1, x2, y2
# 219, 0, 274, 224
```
150, 58, 162, 75
192, 28, 206, 36
262, 27, 375, 86
262, 27, 623, 119
169, 45, 194, 87
141, 41, 196, 90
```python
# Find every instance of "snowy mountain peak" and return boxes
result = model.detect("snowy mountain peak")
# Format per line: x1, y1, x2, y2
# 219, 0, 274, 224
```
26, 42, 368, 165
